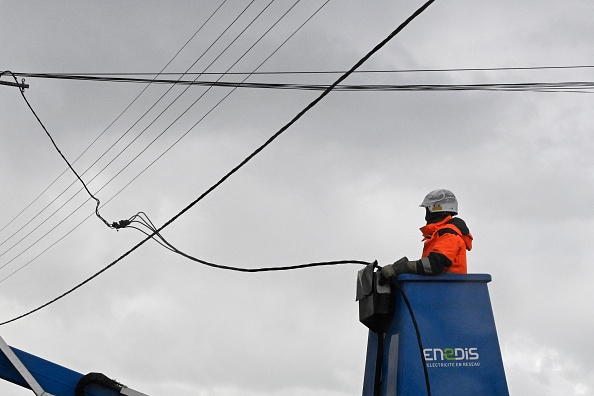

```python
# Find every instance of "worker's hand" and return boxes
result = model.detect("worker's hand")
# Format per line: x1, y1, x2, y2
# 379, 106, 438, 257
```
381, 256, 410, 280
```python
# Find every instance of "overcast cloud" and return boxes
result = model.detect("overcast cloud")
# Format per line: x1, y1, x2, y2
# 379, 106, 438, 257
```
1, 1, 593, 395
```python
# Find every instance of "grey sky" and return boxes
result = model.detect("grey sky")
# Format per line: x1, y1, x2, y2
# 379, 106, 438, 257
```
1, 1, 593, 395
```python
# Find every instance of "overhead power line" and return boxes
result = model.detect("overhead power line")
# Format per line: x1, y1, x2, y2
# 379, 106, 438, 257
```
125, 212, 371, 272
0, 0, 229, 238
3, 71, 115, 229
0, 0, 436, 326
11, 73, 594, 93
10, 64, 594, 78
0, 0, 328, 283
0, 0, 270, 265
1, 0, 259, 234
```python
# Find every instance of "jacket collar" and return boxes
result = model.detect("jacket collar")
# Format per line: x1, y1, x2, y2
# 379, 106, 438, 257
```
420, 215, 453, 238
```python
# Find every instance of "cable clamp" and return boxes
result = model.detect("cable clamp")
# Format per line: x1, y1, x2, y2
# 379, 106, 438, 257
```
111, 219, 131, 229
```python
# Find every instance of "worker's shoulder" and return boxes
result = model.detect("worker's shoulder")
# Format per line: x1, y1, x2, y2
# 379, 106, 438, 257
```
442, 216, 470, 236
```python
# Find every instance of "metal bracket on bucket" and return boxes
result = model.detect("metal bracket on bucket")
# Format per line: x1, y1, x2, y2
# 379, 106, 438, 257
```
356, 261, 394, 333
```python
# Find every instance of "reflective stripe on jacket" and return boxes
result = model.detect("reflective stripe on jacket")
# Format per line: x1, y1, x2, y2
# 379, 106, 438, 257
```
419, 216, 473, 274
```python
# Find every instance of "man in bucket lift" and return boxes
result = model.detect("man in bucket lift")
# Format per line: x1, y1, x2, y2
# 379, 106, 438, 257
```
382, 189, 473, 280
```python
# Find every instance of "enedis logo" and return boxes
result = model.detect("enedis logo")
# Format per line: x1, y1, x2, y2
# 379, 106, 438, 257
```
423, 347, 481, 368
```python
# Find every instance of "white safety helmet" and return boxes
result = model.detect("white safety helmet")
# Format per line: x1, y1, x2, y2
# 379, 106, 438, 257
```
420, 189, 458, 214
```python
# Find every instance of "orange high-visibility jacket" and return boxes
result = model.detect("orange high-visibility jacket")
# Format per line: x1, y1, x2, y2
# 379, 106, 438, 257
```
419, 216, 473, 274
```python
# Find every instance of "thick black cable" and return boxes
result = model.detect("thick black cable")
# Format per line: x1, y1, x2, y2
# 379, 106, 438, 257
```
5, 71, 114, 229
0, 203, 97, 283
76, 0, 262, 195
113, 0, 329, 203
0, 186, 132, 284
0, 0, 323, 277
0, 1, 257, 264
128, 213, 372, 271
172, 252, 369, 272
373, 332, 385, 396
3, 49, 587, 272
394, 280, 431, 396
0, 0, 333, 277
80, 0, 280, 204
129, 213, 370, 271
9, 73, 594, 92
150, 0, 436, 239
11, 0, 264, 235
0, 0, 313, 280
0, 1, 328, 283
0, 0, 279, 259
0, 0, 435, 326
0, 79, 590, 256
0, 1, 229, 241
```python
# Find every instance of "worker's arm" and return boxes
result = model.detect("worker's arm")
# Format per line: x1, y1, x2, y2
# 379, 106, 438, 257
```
413, 252, 452, 275
381, 233, 461, 279
380, 253, 450, 279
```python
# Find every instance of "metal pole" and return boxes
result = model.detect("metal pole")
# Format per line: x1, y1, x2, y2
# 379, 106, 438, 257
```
0, 79, 29, 89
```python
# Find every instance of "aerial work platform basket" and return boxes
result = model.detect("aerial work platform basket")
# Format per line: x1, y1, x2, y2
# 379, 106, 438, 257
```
359, 272, 509, 396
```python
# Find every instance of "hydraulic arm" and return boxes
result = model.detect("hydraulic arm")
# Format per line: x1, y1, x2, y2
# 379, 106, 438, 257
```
0, 335, 148, 396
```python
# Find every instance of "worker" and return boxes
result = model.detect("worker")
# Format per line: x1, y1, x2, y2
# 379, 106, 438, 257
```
381, 189, 473, 280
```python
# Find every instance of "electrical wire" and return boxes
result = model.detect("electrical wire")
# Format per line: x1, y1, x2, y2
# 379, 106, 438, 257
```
3, 0, 278, 238
84, 0, 282, 201
6, 0, 264, 235
394, 280, 432, 396
3, 60, 588, 265
11, 64, 594, 78
4, 23, 591, 273
0, 0, 260, 267
4, 71, 114, 229
0, 1, 326, 282
129, 212, 370, 272
78, 0, 265, 195
117, 0, 330, 193
0, 76, 590, 258
0, 0, 436, 326
8, 73, 594, 92
0, 0, 229, 238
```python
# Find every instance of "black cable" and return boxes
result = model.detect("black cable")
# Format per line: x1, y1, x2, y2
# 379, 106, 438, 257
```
174, 253, 369, 272
0, 1, 261, 264
11, 64, 594, 78
0, 0, 436, 326
112, 0, 329, 205
127, 211, 371, 271
11, 0, 264, 234
0, 204, 95, 283
3, 11, 587, 273
81, 0, 283, 204
8, 73, 594, 92
374, 332, 385, 396
4, 71, 115, 230
0, 78, 590, 258
0, 0, 325, 278
0, 0, 318, 280
78, 0, 263, 193
394, 280, 431, 396
131, 213, 370, 272
0, 184, 137, 284
0, 2, 228, 240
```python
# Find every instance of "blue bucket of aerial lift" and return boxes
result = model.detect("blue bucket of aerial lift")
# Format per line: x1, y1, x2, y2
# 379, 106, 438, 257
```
362, 273, 509, 396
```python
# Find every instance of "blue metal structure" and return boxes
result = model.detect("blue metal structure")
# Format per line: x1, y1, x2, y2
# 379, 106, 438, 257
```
0, 336, 147, 396
362, 274, 509, 396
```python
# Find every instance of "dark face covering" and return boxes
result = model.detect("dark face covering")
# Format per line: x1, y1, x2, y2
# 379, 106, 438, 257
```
425, 208, 450, 224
